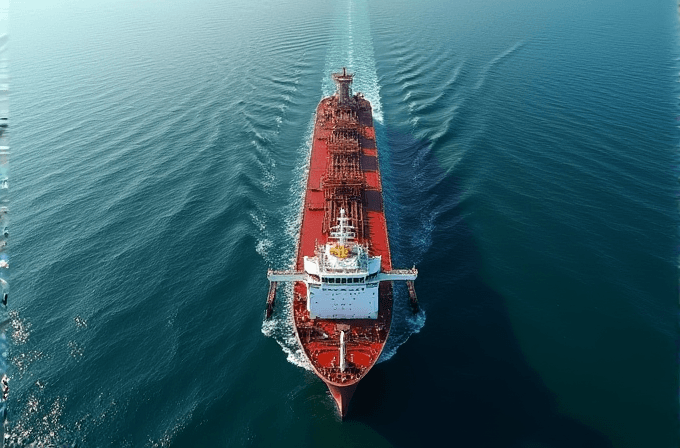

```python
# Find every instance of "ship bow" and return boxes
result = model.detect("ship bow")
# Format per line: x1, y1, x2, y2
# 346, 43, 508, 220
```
327, 382, 358, 418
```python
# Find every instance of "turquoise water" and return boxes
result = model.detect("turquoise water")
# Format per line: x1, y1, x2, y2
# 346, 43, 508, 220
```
7, 0, 679, 446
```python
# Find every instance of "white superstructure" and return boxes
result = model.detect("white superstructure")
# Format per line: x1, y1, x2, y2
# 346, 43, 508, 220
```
304, 209, 380, 319
267, 209, 417, 320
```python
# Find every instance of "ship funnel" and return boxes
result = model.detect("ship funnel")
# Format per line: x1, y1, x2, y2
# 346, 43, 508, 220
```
332, 68, 354, 106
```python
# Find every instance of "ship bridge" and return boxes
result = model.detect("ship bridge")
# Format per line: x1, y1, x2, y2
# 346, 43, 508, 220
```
267, 209, 417, 319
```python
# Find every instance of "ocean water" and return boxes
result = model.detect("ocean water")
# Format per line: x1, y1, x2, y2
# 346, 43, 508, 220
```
7, 0, 678, 446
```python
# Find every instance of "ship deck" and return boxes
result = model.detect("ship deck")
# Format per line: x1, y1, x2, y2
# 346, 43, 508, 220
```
293, 96, 393, 386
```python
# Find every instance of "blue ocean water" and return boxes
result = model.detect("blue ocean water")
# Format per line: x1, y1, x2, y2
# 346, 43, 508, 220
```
7, 0, 678, 446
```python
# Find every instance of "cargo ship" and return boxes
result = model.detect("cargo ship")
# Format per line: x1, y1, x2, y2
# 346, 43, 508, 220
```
266, 68, 418, 418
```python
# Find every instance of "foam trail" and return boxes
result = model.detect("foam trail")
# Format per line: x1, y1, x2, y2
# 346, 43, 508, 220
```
261, 284, 312, 371
261, 115, 315, 371
322, 0, 383, 123
379, 284, 426, 363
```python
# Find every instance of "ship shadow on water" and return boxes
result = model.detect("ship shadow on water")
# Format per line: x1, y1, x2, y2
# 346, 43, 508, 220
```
350, 273, 615, 447
346, 146, 613, 448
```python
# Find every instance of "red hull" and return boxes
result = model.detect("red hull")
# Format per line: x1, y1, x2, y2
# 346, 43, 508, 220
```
327, 383, 358, 419
292, 86, 393, 417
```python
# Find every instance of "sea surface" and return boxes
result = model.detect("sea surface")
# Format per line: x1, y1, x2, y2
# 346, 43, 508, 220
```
6, 0, 679, 446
